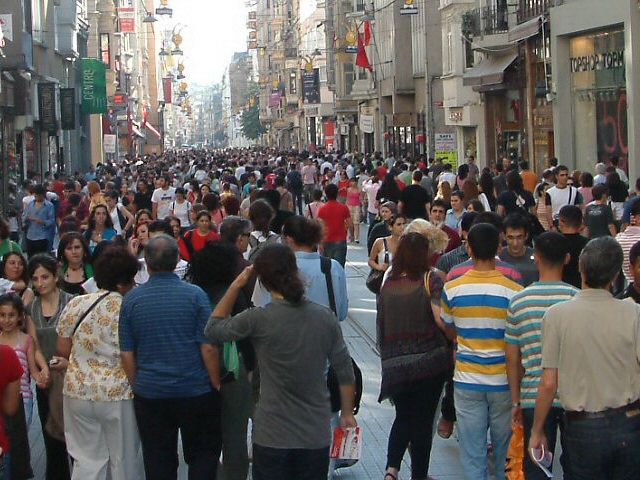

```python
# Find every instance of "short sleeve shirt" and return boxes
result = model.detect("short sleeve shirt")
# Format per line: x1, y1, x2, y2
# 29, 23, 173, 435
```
317, 200, 351, 242
151, 187, 176, 219
584, 203, 615, 238
56, 291, 132, 401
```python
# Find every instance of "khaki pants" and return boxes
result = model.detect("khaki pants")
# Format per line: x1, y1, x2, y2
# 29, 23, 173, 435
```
63, 397, 144, 480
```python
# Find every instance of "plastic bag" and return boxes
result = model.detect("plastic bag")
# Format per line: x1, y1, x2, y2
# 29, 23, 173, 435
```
505, 420, 524, 480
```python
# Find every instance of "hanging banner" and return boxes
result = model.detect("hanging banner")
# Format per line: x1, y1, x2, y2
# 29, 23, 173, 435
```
162, 77, 172, 104
60, 88, 76, 130
301, 68, 320, 104
359, 114, 374, 134
323, 120, 335, 149
268, 92, 281, 108
38, 83, 57, 133
103, 134, 117, 154
118, 7, 135, 33
80, 58, 107, 114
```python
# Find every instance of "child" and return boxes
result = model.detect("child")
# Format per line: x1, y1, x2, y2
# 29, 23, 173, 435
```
346, 177, 362, 243
0, 294, 48, 426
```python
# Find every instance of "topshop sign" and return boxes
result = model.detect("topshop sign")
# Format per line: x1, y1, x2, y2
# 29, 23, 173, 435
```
570, 50, 625, 73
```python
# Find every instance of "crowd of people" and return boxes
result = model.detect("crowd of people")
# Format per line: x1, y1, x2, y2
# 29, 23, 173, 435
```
0, 147, 638, 480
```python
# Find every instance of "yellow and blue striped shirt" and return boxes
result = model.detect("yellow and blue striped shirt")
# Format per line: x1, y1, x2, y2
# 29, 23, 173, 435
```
441, 269, 522, 391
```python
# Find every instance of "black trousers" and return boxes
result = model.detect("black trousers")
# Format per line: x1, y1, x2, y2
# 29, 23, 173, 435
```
36, 387, 71, 480
387, 374, 446, 479
252, 444, 329, 480
26, 238, 49, 258
133, 391, 221, 480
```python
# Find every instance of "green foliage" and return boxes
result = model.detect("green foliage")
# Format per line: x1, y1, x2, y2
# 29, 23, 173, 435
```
240, 102, 265, 140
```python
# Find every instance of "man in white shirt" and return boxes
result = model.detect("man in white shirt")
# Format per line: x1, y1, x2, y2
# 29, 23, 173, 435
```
151, 175, 176, 220
320, 157, 334, 175
438, 163, 457, 189
546, 165, 583, 221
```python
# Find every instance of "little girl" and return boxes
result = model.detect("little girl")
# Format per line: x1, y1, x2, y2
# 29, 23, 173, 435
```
0, 294, 48, 425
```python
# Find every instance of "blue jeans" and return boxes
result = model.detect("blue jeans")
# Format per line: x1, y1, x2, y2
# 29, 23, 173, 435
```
522, 407, 569, 480
253, 444, 329, 480
323, 241, 347, 267
454, 388, 512, 480
562, 406, 640, 479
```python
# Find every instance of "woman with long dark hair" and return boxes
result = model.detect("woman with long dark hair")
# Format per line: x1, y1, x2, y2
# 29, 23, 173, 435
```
205, 243, 356, 480
496, 170, 535, 217
2, 252, 34, 305
57, 232, 93, 295
376, 172, 402, 204
83, 204, 117, 253
377, 232, 452, 480
478, 171, 497, 212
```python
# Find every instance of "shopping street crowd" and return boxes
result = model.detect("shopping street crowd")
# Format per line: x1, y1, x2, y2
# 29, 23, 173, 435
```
0, 147, 639, 480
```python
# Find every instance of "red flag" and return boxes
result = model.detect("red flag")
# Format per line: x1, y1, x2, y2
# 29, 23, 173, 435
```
356, 33, 373, 72
364, 20, 371, 46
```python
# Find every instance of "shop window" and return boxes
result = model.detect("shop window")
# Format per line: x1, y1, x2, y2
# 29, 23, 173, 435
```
344, 62, 355, 96
100, 33, 111, 67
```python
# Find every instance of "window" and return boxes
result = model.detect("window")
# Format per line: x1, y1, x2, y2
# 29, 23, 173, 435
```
32, 0, 43, 44
355, 0, 365, 11
446, 29, 453, 73
100, 33, 110, 67
289, 71, 297, 94
464, 37, 474, 69
344, 62, 354, 95
357, 67, 368, 80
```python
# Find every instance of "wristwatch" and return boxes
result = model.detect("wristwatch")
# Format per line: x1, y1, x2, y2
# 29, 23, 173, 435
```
512, 401, 521, 408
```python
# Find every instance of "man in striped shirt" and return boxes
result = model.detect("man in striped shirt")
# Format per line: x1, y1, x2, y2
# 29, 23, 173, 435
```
441, 223, 522, 480
616, 201, 640, 284
505, 232, 577, 479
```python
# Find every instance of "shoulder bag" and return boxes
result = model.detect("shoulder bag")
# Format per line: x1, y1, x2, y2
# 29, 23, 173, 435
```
366, 238, 389, 294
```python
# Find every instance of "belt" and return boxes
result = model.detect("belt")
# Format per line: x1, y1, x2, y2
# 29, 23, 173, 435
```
564, 400, 640, 422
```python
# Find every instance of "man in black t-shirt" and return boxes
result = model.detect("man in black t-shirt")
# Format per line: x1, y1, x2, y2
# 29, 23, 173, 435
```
558, 205, 589, 288
133, 180, 152, 212
399, 170, 431, 220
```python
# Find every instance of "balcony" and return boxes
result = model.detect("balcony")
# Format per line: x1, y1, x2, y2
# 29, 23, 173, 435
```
517, 0, 553, 24
463, 5, 508, 37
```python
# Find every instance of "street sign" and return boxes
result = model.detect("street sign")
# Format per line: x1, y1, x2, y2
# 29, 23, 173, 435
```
80, 58, 107, 114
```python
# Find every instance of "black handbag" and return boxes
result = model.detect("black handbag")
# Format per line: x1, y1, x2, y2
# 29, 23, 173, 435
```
366, 239, 389, 294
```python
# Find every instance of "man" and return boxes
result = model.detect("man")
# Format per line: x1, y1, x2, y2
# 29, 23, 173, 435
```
621, 177, 640, 230
302, 159, 318, 204
119, 235, 222, 480
558, 205, 589, 289
436, 212, 478, 274
151, 175, 176, 220
618, 240, 640, 303
22, 184, 55, 256
317, 183, 352, 267
363, 172, 381, 227
466, 155, 479, 183
441, 223, 522, 480
530, 237, 640, 478
506, 232, 577, 479
286, 163, 304, 215
219, 216, 256, 297
493, 162, 508, 197
546, 165, 583, 222
584, 184, 616, 238
133, 180, 153, 212
610, 155, 628, 185
241, 172, 258, 199
616, 201, 640, 284
398, 170, 431, 220
519, 160, 537, 193
429, 199, 461, 254
499, 214, 538, 287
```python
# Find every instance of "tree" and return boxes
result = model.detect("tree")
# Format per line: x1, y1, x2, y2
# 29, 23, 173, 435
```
240, 101, 265, 140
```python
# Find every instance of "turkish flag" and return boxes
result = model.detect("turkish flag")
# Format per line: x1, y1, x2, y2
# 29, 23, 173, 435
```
356, 33, 373, 72
363, 20, 371, 46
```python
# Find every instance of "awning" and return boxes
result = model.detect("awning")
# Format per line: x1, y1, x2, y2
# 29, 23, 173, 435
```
463, 52, 518, 87
132, 125, 146, 138
145, 123, 162, 139
508, 16, 544, 43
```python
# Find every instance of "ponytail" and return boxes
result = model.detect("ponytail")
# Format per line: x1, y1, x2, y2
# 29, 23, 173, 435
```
253, 243, 305, 304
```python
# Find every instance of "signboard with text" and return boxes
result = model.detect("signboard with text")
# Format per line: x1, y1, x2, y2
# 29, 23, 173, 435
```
118, 7, 135, 33
38, 83, 57, 133
80, 58, 107, 114
301, 68, 320, 104
435, 132, 458, 169
60, 88, 76, 130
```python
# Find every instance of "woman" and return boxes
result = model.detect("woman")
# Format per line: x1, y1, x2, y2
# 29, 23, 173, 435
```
204, 243, 356, 480
189, 241, 254, 480
55, 245, 143, 480
377, 232, 452, 480
202, 193, 225, 228
467, 199, 485, 213
377, 172, 402, 204
247, 199, 279, 262
83, 204, 117, 253
435, 181, 452, 209
0, 216, 21, 257
593, 163, 607, 185
578, 172, 594, 206
170, 187, 191, 229
305, 189, 324, 219
606, 171, 628, 220
444, 191, 466, 230
165, 215, 183, 240
337, 171, 350, 204
534, 182, 553, 232
2, 252, 34, 305
368, 214, 406, 275
128, 222, 150, 259
120, 182, 135, 209
346, 177, 362, 243
198, 183, 212, 203
478, 171, 497, 212
178, 210, 219, 262
26, 254, 74, 480
86, 181, 105, 213
221, 194, 241, 217
461, 180, 479, 204
57, 232, 93, 295
105, 190, 134, 237
496, 170, 535, 217
134, 208, 152, 229
456, 164, 469, 191
367, 202, 396, 255
274, 177, 294, 213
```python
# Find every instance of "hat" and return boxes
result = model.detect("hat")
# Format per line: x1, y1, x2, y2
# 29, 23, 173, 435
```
381, 201, 398, 214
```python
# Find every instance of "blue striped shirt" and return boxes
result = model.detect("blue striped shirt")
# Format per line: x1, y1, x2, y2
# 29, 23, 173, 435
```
119, 272, 213, 399
505, 281, 578, 408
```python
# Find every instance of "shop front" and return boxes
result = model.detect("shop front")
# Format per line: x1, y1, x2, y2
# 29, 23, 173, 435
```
550, 0, 640, 181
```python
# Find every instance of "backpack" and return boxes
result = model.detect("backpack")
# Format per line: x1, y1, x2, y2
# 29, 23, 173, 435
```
321, 256, 363, 416
247, 232, 280, 262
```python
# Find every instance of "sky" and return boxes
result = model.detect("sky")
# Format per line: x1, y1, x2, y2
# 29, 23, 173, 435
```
166, 0, 249, 86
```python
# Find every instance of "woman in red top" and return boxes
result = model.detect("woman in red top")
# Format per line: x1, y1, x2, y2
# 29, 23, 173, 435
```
0, 344, 23, 468
178, 211, 219, 261
337, 171, 350, 204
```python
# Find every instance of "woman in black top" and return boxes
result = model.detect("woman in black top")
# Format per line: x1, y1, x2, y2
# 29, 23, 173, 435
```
607, 171, 628, 221
478, 171, 497, 212
57, 232, 93, 295
496, 170, 535, 217
376, 172, 402, 204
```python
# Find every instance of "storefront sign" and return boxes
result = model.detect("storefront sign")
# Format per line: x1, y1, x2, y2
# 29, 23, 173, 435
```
0, 14, 13, 42
268, 92, 281, 108
60, 88, 76, 130
435, 132, 458, 169
449, 109, 463, 122
301, 68, 320, 104
359, 114, 374, 134
103, 134, 116, 154
38, 83, 57, 133
118, 7, 135, 33
80, 58, 107, 114
570, 50, 624, 73
323, 120, 335, 149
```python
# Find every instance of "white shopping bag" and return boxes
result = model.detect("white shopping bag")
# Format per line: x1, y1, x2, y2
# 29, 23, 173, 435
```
330, 427, 362, 460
